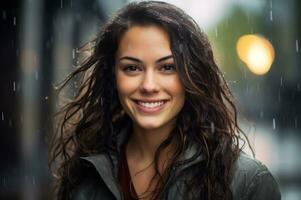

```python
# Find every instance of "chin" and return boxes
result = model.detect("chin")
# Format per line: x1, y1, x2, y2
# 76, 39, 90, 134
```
135, 120, 165, 130
138, 123, 162, 130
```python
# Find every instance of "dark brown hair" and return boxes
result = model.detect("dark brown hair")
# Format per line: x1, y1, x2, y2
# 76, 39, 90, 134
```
49, 1, 250, 199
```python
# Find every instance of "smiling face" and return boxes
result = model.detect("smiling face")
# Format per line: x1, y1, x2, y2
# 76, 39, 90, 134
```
115, 25, 185, 131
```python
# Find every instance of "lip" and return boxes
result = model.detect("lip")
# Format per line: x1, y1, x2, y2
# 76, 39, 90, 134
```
132, 99, 169, 114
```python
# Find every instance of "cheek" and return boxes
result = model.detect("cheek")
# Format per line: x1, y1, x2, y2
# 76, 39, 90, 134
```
116, 74, 139, 96
161, 76, 185, 97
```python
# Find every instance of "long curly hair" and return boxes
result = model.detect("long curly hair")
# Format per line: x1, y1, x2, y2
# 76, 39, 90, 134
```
49, 1, 251, 199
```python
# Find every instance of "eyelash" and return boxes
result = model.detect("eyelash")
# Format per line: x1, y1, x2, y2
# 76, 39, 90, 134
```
122, 64, 176, 72
123, 65, 141, 72
160, 64, 176, 71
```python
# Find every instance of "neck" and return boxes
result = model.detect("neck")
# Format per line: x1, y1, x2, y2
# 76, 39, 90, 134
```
126, 121, 176, 164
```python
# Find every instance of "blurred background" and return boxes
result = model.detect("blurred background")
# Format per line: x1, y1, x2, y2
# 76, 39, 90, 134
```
0, 0, 300, 199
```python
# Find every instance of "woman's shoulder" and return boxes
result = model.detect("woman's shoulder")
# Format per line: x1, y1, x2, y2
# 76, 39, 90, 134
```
231, 151, 281, 200
234, 151, 269, 175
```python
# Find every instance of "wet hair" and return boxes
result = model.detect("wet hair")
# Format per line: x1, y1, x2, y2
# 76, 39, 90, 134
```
49, 1, 251, 199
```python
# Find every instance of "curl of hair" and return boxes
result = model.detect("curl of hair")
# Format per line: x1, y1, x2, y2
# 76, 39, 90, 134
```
49, 1, 252, 200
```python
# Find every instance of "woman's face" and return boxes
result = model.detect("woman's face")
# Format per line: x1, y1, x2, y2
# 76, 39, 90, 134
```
115, 25, 185, 130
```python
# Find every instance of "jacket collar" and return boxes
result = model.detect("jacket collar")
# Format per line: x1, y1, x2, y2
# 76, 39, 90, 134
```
80, 123, 204, 199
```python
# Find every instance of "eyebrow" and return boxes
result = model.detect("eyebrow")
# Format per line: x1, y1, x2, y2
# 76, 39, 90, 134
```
118, 55, 173, 64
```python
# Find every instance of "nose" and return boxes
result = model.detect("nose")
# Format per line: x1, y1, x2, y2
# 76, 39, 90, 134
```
139, 70, 159, 94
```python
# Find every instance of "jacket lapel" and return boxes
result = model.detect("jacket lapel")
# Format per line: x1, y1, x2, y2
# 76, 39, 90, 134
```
79, 124, 131, 200
81, 154, 122, 200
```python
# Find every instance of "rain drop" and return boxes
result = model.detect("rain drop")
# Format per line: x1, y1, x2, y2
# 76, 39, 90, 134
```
210, 122, 215, 133
45, 96, 49, 100
260, 110, 264, 118
70, 0, 73, 8
13, 81, 16, 91
270, 10, 273, 21
280, 77, 283, 86
296, 39, 299, 52
2, 177, 6, 186
179, 43, 183, 53
247, 13, 250, 25
270, 0, 273, 9
2, 10, 7, 20
35, 71, 39, 80
100, 97, 103, 106
215, 27, 218, 37
272, 118, 276, 130
61, 0, 63, 8
72, 49, 75, 59
1, 112, 4, 121
13, 16, 16, 26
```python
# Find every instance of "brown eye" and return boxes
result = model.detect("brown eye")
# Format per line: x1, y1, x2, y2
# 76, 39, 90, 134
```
123, 65, 142, 72
160, 64, 176, 72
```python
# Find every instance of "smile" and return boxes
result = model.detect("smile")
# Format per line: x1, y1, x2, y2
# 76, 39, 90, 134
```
138, 101, 164, 108
132, 100, 168, 113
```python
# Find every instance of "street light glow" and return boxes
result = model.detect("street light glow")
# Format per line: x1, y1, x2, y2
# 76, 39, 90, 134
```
237, 34, 275, 75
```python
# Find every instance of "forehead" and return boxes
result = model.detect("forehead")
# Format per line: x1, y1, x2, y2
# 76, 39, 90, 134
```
116, 25, 172, 59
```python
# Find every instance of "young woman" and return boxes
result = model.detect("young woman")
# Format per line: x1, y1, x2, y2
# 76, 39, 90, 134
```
49, 1, 281, 200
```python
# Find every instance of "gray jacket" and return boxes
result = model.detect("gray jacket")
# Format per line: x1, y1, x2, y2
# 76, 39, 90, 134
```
72, 127, 281, 200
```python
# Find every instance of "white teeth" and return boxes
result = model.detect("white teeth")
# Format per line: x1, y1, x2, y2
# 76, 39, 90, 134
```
138, 101, 164, 108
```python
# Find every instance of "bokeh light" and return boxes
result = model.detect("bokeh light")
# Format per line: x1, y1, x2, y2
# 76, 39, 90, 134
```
236, 34, 275, 75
